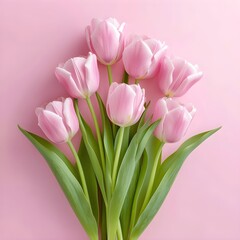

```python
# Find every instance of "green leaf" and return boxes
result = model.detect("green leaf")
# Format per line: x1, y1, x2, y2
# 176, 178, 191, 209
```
108, 136, 138, 240
127, 150, 148, 235
101, 200, 107, 240
120, 158, 141, 239
122, 70, 129, 84
74, 103, 107, 205
107, 121, 159, 240
120, 126, 130, 160
137, 101, 151, 131
130, 127, 221, 239
136, 121, 160, 161
96, 93, 114, 169
114, 126, 130, 169
18, 126, 98, 240
129, 104, 150, 141
129, 121, 139, 142
132, 136, 162, 227
96, 93, 114, 201
78, 139, 99, 224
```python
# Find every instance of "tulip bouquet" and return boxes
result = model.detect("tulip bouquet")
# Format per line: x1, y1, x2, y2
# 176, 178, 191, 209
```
19, 18, 220, 240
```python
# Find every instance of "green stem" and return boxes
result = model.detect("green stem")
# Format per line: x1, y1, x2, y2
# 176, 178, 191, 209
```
112, 123, 117, 138
135, 79, 140, 84
140, 142, 164, 214
112, 127, 125, 190
67, 140, 90, 202
101, 198, 107, 240
128, 172, 141, 233
86, 97, 106, 174
107, 65, 113, 85
122, 70, 129, 84
117, 220, 123, 240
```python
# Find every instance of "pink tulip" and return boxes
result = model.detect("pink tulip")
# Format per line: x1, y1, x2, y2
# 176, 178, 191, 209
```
36, 98, 79, 144
122, 36, 167, 80
157, 56, 203, 97
55, 53, 99, 99
86, 18, 125, 65
107, 83, 145, 127
153, 98, 196, 143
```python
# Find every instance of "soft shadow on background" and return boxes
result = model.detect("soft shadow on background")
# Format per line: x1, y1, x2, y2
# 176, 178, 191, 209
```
1, 0, 240, 239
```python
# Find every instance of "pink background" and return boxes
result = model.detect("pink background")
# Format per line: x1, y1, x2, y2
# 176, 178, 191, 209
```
1, 0, 240, 239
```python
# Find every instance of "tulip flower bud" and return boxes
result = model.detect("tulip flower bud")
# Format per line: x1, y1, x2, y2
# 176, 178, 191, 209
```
107, 83, 145, 127
36, 98, 79, 144
153, 98, 196, 143
157, 56, 203, 97
122, 36, 167, 80
86, 17, 125, 65
55, 53, 99, 99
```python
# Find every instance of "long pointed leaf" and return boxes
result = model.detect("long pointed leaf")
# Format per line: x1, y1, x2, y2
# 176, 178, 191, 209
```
75, 107, 107, 205
120, 157, 141, 239
133, 136, 162, 226
107, 121, 159, 240
19, 126, 98, 240
131, 127, 221, 239
78, 139, 99, 223
96, 93, 114, 201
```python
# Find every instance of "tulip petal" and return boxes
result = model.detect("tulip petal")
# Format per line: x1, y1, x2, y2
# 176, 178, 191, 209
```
106, 17, 120, 28
85, 26, 95, 53
152, 98, 169, 122
154, 117, 165, 141
163, 107, 192, 143
158, 57, 203, 97
171, 58, 187, 81
123, 40, 152, 79
35, 107, 44, 117
46, 101, 63, 117
165, 98, 181, 111
55, 67, 83, 98
91, 21, 120, 64
157, 57, 174, 95
174, 72, 203, 97
144, 38, 163, 55
115, 33, 125, 62
125, 34, 141, 47
38, 110, 68, 143
133, 38, 167, 78
91, 18, 101, 30
147, 49, 166, 79
171, 59, 196, 92
71, 58, 89, 97
131, 85, 145, 123
108, 82, 119, 95
106, 18, 125, 33
107, 84, 136, 126
118, 22, 125, 32
184, 103, 197, 117
84, 53, 99, 96
62, 98, 79, 137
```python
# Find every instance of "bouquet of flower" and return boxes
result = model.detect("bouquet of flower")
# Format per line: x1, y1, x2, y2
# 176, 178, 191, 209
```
19, 18, 220, 240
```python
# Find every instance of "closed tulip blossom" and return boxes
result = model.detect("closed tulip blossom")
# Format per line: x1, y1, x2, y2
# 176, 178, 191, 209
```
153, 98, 196, 143
86, 18, 125, 65
122, 37, 167, 80
36, 98, 79, 144
55, 53, 99, 99
157, 56, 203, 97
106, 83, 145, 127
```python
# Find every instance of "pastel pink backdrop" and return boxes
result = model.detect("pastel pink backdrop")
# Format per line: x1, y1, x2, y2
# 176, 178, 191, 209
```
1, 0, 240, 239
